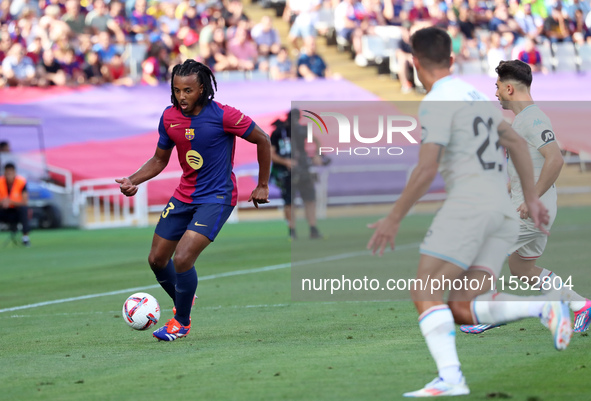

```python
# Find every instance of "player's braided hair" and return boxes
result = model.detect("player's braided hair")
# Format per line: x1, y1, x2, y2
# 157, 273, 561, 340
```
170, 59, 218, 109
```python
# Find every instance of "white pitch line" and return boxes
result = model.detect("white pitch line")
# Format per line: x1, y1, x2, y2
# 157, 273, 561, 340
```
5, 299, 398, 319
0, 242, 420, 314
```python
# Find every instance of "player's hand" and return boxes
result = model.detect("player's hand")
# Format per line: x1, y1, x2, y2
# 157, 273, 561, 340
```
1, 198, 10, 208
248, 185, 269, 209
525, 198, 550, 235
517, 202, 529, 220
115, 177, 138, 197
366, 216, 400, 256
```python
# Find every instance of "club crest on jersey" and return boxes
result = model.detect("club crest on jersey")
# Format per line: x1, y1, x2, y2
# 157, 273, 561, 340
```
185, 129, 195, 140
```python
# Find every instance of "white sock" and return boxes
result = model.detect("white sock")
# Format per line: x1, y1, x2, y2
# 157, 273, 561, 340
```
419, 305, 463, 385
472, 292, 545, 324
536, 269, 587, 311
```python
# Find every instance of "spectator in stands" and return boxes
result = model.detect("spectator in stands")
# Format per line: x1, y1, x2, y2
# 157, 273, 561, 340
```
408, 0, 431, 23
227, 26, 258, 71
571, 8, 591, 44
334, 0, 364, 61
93, 31, 118, 64
458, 6, 477, 42
544, 2, 572, 42
396, 21, 414, 94
102, 52, 134, 86
486, 31, 509, 76
467, 0, 489, 27
62, 0, 87, 35
206, 27, 236, 71
158, 2, 181, 37
178, 29, 200, 61
2, 43, 36, 86
284, 0, 321, 50
449, 21, 469, 64
515, 2, 545, 41
38, 48, 66, 86
26, 36, 44, 65
109, 0, 129, 43
518, 37, 544, 72
252, 15, 281, 57
86, 0, 117, 36
334, 0, 359, 45
222, 0, 249, 28
141, 43, 169, 85
566, 0, 590, 21
0, 0, 12, 25
130, 0, 157, 43
0, 141, 17, 170
488, 4, 520, 46
383, 0, 406, 26
297, 36, 328, 79
60, 47, 83, 85
82, 50, 104, 85
270, 46, 295, 80
0, 163, 31, 247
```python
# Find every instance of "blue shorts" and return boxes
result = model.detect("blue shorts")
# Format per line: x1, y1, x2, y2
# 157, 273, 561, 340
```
155, 197, 234, 242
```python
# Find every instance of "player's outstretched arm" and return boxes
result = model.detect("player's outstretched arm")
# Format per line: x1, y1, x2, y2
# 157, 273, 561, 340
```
245, 125, 271, 208
498, 121, 550, 232
367, 143, 442, 256
116, 146, 173, 197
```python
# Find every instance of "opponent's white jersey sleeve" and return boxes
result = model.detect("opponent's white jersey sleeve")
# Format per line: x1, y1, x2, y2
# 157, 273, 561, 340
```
508, 104, 557, 205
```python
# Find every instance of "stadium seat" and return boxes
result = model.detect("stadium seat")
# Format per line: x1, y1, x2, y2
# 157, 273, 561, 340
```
361, 35, 389, 65
315, 7, 335, 39
245, 70, 269, 81
537, 42, 554, 72
458, 59, 485, 75
577, 44, 591, 72
552, 42, 579, 72
389, 49, 399, 79
124, 43, 148, 79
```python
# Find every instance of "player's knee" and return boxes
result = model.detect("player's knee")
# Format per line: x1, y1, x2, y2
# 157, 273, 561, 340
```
448, 301, 472, 324
172, 252, 194, 272
148, 253, 168, 271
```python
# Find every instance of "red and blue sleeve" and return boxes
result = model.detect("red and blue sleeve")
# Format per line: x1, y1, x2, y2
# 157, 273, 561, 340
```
157, 114, 175, 150
221, 104, 256, 139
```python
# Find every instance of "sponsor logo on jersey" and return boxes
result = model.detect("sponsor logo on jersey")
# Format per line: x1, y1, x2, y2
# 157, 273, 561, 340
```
185, 128, 195, 140
235, 114, 245, 126
170, 123, 180, 128
541, 130, 555, 143
186, 150, 203, 170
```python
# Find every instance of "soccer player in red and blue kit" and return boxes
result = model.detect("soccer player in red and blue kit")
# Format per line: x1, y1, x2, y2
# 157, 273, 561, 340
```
116, 60, 271, 341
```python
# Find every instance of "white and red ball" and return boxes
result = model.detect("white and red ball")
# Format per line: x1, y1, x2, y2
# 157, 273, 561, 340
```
122, 292, 160, 330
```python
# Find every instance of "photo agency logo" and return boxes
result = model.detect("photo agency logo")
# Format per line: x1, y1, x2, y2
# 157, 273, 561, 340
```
302, 109, 418, 156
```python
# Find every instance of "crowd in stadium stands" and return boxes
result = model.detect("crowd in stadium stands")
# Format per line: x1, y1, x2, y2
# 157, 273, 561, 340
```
0, 0, 590, 88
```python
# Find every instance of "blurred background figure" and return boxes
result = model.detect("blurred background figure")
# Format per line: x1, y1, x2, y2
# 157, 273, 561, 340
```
270, 110, 323, 240
0, 162, 31, 246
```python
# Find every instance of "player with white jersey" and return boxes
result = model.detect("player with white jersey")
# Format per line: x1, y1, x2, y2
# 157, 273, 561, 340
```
367, 28, 572, 398
461, 60, 590, 335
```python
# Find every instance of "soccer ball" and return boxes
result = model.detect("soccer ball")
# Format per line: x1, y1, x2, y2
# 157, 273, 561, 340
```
122, 292, 160, 330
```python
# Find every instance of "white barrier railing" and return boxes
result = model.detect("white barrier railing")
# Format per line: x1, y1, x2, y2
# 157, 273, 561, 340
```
72, 170, 278, 229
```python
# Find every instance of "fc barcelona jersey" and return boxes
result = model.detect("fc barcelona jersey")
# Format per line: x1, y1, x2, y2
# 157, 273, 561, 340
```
157, 101, 255, 206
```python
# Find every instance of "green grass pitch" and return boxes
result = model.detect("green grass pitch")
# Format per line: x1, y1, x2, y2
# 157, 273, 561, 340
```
0, 207, 590, 400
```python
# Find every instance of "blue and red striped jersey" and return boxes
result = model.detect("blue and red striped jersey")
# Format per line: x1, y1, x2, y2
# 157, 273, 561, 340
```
157, 101, 256, 206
